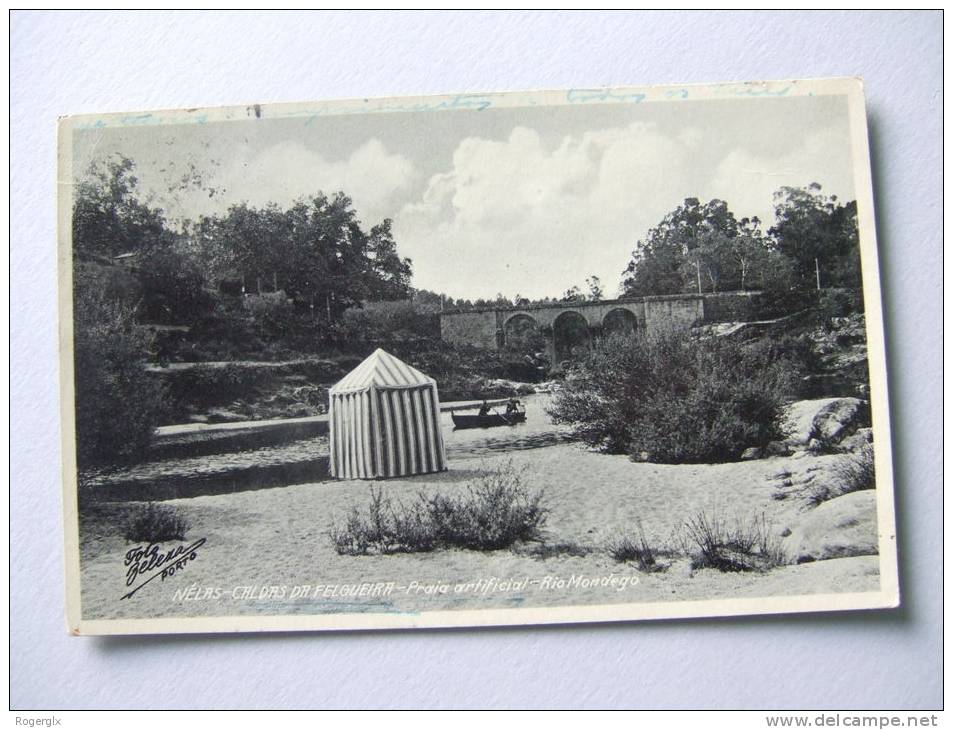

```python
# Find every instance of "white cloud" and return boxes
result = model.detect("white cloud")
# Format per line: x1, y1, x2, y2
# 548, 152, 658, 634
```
141, 137, 418, 228
231, 138, 417, 225
704, 126, 854, 226
393, 123, 696, 300
393, 121, 855, 300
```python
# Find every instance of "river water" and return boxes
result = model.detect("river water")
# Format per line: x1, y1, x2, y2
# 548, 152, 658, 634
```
442, 394, 571, 459
83, 394, 571, 500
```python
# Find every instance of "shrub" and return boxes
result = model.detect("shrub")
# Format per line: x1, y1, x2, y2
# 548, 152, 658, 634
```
547, 328, 800, 463
180, 303, 266, 362
817, 288, 864, 320
124, 503, 191, 543
758, 288, 818, 320
812, 288, 866, 335
340, 300, 440, 343
608, 521, 667, 572
744, 333, 820, 376
329, 486, 435, 555
172, 363, 271, 402
73, 290, 168, 467
329, 462, 546, 555
424, 463, 547, 550
244, 291, 294, 332
808, 443, 876, 507
682, 511, 787, 572
136, 246, 215, 326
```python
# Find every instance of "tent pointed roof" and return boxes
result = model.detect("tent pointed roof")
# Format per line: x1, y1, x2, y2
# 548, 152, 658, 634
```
330, 348, 436, 394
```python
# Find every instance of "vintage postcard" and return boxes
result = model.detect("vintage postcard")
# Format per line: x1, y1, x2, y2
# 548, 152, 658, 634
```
59, 78, 899, 635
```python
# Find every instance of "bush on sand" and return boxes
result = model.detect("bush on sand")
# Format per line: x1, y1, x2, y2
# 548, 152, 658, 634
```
547, 328, 801, 463
330, 462, 546, 555
608, 520, 669, 572
681, 511, 787, 573
124, 503, 191, 544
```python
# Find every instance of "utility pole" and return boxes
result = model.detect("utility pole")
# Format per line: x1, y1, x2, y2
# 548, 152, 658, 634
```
695, 260, 702, 294
815, 257, 821, 291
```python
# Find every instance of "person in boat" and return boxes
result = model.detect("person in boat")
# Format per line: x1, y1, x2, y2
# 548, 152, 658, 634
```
478, 401, 490, 416
505, 398, 521, 415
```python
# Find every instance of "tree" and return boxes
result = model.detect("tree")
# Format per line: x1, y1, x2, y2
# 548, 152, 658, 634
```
621, 198, 744, 297
561, 285, 584, 302
621, 233, 685, 297
513, 293, 531, 307
729, 218, 769, 292
73, 156, 216, 325
585, 275, 604, 301
693, 228, 736, 293
136, 246, 214, 325
769, 183, 860, 289
72, 155, 173, 258
73, 290, 167, 466
191, 193, 415, 325
365, 219, 413, 301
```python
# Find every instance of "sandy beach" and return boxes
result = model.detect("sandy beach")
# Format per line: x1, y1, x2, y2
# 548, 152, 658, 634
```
78, 435, 880, 622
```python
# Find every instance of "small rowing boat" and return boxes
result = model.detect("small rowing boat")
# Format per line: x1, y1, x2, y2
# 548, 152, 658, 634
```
450, 399, 526, 429
450, 411, 527, 429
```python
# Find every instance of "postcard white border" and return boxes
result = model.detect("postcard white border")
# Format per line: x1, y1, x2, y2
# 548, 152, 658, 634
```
58, 77, 900, 636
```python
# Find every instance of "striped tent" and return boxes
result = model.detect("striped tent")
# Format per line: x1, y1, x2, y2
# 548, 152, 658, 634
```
328, 348, 448, 479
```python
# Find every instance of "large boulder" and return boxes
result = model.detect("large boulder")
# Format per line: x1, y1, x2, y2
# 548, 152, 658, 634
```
782, 490, 878, 563
741, 447, 763, 461
765, 440, 792, 457
812, 398, 865, 444
781, 397, 866, 449
783, 398, 840, 446
838, 427, 873, 454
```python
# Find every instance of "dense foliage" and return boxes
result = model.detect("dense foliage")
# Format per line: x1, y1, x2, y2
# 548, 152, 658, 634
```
546, 329, 804, 463
188, 198, 413, 319
73, 291, 168, 467
621, 188, 860, 298
769, 184, 861, 289
73, 155, 414, 331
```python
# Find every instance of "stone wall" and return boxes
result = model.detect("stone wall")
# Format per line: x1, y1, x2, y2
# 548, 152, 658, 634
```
702, 291, 765, 323
440, 309, 499, 350
642, 295, 705, 334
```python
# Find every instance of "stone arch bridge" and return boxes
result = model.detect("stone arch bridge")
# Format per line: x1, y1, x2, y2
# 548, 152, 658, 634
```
439, 292, 763, 366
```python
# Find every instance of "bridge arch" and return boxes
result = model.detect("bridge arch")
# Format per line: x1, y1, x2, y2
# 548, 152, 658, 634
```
502, 312, 545, 353
553, 310, 590, 363
603, 307, 639, 338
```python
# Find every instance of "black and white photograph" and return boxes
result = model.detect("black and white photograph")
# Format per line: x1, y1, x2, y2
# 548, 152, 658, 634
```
58, 78, 898, 635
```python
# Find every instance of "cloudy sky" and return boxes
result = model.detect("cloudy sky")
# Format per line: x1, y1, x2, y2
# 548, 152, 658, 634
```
73, 93, 856, 300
